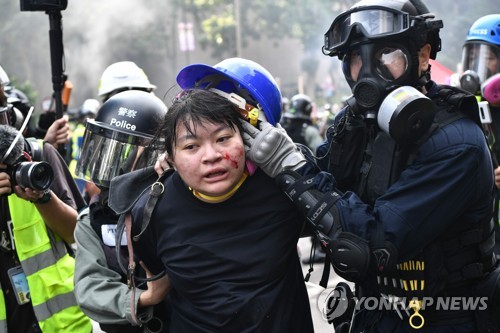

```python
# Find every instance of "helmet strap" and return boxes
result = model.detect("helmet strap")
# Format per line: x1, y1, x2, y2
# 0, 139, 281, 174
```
417, 63, 432, 91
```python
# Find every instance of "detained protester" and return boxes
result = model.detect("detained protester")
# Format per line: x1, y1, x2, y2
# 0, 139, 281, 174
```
112, 58, 315, 332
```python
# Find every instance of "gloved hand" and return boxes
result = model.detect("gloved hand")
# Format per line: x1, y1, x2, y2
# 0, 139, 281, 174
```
241, 120, 306, 178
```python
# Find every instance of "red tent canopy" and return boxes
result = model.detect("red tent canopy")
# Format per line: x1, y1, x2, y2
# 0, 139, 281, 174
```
429, 59, 455, 85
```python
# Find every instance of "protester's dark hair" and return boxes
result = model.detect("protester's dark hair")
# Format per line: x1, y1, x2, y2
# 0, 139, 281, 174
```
154, 89, 243, 156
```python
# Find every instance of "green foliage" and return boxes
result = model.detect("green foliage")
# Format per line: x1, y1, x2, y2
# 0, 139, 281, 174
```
8, 79, 38, 107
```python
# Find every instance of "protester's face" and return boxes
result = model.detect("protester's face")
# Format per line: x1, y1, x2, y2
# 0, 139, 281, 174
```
171, 119, 246, 198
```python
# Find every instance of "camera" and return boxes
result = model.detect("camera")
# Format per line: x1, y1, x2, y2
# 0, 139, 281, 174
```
20, 0, 67, 11
6, 159, 54, 191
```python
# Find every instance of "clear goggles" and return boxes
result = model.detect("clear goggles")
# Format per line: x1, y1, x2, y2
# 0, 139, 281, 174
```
324, 6, 412, 53
461, 42, 500, 83
76, 120, 161, 188
344, 46, 409, 82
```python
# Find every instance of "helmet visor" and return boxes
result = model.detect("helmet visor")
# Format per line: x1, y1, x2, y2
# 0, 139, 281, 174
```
76, 121, 160, 188
462, 42, 500, 83
324, 6, 410, 53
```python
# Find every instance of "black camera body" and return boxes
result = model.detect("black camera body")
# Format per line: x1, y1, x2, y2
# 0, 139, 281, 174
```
3, 138, 54, 191
20, 0, 67, 11
5, 158, 54, 191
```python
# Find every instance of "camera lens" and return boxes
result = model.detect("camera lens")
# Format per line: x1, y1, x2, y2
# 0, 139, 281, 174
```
15, 161, 54, 191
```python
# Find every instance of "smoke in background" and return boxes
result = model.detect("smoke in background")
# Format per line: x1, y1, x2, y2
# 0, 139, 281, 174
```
0, 1, 180, 113
0, 0, 497, 115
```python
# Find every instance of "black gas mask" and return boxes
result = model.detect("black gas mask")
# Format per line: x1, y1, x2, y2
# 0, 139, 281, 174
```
341, 43, 436, 142
342, 42, 420, 118
322, 3, 443, 143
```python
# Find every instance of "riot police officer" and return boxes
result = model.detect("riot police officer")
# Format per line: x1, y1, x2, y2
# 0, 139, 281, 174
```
73, 90, 171, 333
241, 0, 499, 332
280, 94, 323, 153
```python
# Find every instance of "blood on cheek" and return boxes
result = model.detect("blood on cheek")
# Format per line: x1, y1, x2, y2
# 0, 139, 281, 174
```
223, 149, 244, 169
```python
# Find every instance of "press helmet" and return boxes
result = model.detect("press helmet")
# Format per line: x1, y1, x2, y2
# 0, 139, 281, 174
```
98, 61, 157, 101
176, 57, 282, 126
460, 15, 500, 94
76, 90, 167, 188
284, 94, 313, 120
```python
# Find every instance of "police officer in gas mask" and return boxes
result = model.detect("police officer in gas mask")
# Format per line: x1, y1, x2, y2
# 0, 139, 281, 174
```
73, 90, 171, 333
240, 0, 499, 332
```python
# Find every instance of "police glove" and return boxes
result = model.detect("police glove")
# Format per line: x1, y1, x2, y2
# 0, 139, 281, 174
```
241, 120, 306, 178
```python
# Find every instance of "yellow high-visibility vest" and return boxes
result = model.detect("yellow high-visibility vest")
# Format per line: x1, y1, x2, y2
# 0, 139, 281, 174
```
3, 195, 91, 333
0, 288, 6, 333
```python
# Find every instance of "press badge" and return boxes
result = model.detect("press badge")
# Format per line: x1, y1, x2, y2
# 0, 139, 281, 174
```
101, 224, 127, 247
8, 266, 30, 305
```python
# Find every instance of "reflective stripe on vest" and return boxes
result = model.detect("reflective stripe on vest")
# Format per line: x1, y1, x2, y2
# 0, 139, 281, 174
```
7, 195, 91, 333
0, 287, 6, 333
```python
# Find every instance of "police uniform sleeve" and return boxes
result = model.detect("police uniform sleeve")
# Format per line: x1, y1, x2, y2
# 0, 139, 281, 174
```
42, 142, 86, 211
74, 208, 145, 325
278, 118, 494, 283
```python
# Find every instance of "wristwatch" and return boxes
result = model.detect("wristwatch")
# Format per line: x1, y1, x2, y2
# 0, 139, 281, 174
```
34, 190, 52, 204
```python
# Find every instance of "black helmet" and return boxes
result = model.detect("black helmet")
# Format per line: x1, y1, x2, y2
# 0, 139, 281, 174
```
284, 94, 313, 120
76, 90, 167, 188
323, 0, 442, 60
5, 87, 32, 130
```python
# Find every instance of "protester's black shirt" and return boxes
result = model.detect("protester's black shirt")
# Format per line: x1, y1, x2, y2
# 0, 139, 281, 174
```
133, 168, 314, 333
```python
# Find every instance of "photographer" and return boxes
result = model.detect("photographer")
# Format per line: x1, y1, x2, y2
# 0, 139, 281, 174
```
0, 85, 91, 332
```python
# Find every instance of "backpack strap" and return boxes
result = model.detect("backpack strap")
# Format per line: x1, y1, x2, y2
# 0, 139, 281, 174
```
112, 168, 174, 301
133, 168, 174, 242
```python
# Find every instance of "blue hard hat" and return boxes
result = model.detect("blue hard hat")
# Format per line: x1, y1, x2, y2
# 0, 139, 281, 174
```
461, 14, 500, 90
465, 14, 500, 46
176, 57, 282, 126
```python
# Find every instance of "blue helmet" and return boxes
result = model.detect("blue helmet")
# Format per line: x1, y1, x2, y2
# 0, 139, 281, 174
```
461, 15, 500, 93
176, 57, 282, 126
465, 14, 500, 46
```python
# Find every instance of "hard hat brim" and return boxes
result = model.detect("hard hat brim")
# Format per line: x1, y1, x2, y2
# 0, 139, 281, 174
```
176, 64, 228, 90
